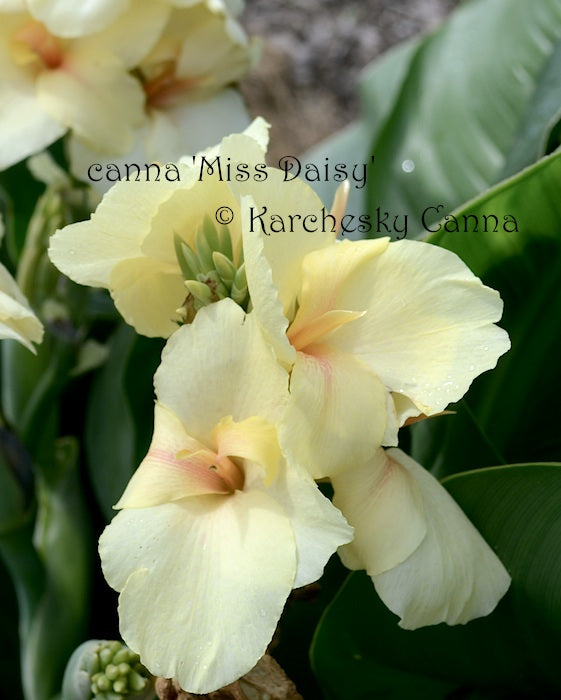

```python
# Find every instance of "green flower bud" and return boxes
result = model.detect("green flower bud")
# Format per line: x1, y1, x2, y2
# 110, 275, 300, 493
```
175, 218, 250, 321
62, 640, 153, 700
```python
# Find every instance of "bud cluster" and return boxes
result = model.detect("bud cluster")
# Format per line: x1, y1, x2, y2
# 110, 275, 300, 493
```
175, 216, 249, 323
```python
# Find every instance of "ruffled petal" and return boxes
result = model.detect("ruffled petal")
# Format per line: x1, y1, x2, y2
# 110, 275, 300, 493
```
142, 89, 250, 165
332, 448, 426, 576
116, 403, 232, 508
0, 72, 65, 169
173, 5, 252, 96
236, 171, 336, 318
155, 300, 289, 443
262, 461, 353, 588
0, 263, 44, 351
48, 172, 185, 286
288, 238, 389, 343
372, 449, 511, 628
213, 415, 280, 484
109, 257, 186, 338
26, 0, 131, 37
37, 48, 145, 155
280, 346, 387, 479
83, 2, 169, 66
241, 194, 295, 367
332, 239, 510, 415
99, 490, 296, 693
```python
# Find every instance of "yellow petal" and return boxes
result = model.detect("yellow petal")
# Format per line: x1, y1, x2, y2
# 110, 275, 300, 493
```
142, 89, 250, 165
331, 239, 511, 415
109, 257, 186, 338
84, 2, 169, 66
49, 175, 182, 284
262, 460, 353, 588
169, 4, 252, 99
288, 238, 389, 343
332, 448, 427, 575
235, 171, 337, 317
212, 415, 280, 484
155, 300, 289, 444
26, 0, 131, 37
241, 194, 295, 367
0, 262, 43, 351
372, 449, 511, 628
37, 47, 145, 155
280, 346, 387, 479
116, 404, 233, 509
99, 490, 296, 693
0, 34, 65, 167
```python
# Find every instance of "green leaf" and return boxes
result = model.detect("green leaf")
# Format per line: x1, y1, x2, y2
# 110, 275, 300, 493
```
0, 160, 44, 266
85, 324, 138, 521
301, 37, 422, 236
312, 464, 561, 699
500, 40, 561, 178
22, 438, 92, 700
85, 324, 163, 520
365, 0, 561, 233
410, 150, 561, 474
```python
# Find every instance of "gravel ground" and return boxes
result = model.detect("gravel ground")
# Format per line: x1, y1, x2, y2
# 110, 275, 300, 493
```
241, 0, 458, 160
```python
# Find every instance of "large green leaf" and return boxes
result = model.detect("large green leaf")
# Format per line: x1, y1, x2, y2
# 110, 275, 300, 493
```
500, 40, 561, 179
300, 37, 422, 231
312, 464, 561, 699
366, 0, 561, 233
410, 150, 561, 475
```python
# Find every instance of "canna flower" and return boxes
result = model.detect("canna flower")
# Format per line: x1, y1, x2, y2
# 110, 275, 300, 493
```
49, 118, 333, 338
50, 118, 509, 478
0, 214, 43, 350
67, 0, 255, 182
99, 300, 352, 693
0, 1, 253, 171
331, 447, 511, 628
0, 1, 168, 169
239, 203, 510, 478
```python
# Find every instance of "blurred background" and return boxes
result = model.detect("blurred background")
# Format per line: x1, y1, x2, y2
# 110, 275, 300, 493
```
241, 0, 458, 160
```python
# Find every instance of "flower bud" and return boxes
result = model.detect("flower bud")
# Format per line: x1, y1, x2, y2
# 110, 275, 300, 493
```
62, 640, 153, 700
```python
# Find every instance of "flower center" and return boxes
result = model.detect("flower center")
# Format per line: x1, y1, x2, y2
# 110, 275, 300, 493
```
175, 215, 249, 323
139, 60, 202, 108
14, 20, 64, 70
287, 309, 365, 352
174, 447, 245, 494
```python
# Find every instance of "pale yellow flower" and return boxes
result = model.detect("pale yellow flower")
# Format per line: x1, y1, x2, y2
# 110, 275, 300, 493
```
49, 119, 332, 338
0, 1, 169, 169
67, 1, 255, 181
241, 210, 510, 478
51, 120, 509, 482
331, 448, 511, 628
99, 300, 352, 693
0, 215, 43, 350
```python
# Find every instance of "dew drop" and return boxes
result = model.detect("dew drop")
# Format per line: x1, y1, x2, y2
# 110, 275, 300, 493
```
402, 159, 415, 173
